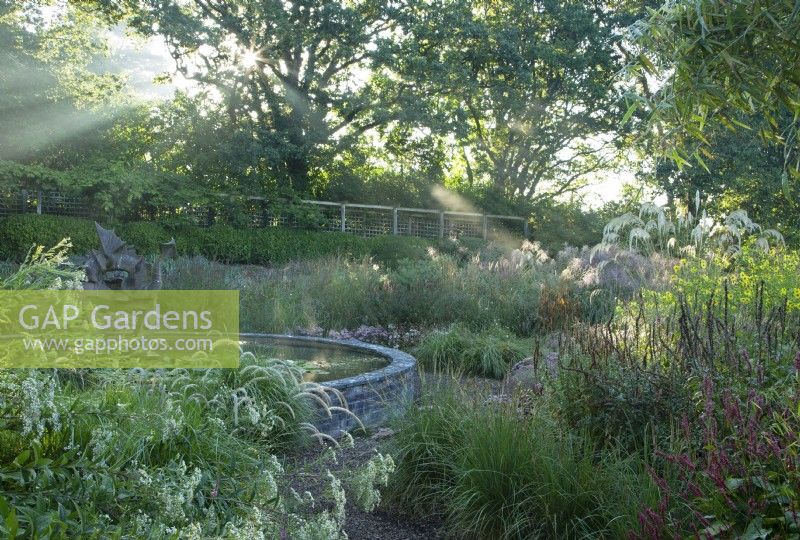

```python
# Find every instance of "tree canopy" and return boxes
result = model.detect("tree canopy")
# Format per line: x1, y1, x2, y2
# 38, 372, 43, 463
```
405, 0, 627, 199
0, 0, 798, 245
627, 0, 800, 188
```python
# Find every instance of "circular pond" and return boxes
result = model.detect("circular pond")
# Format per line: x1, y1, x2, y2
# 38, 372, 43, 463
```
243, 337, 391, 383
241, 334, 418, 435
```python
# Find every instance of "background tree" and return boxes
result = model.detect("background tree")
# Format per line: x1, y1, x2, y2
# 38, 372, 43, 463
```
0, 1, 198, 219
399, 0, 628, 201
95, 0, 427, 194
643, 119, 800, 245
0, 1, 125, 166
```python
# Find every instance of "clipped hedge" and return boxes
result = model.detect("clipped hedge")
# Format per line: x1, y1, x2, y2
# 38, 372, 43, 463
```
0, 214, 448, 266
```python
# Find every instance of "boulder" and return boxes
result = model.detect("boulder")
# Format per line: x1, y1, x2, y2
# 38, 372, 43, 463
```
505, 357, 543, 395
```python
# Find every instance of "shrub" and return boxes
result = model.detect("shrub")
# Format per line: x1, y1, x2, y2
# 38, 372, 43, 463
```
0, 239, 84, 291
666, 244, 800, 315
0, 215, 97, 260
117, 220, 176, 255
597, 200, 783, 259
387, 386, 658, 539
0, 244, 390, 538
160, 255, 235, 291
550, 343, 694, 451
160, 247, 603, 336
549, 276, 800, 453
364, 234, 431, 267
378, 251, 561, 335
0, 356, 357, 538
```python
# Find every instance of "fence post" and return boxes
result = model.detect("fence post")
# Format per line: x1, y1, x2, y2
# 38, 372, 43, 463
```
20, 190, 27, 214
439, 211, 445, 239
523, 217, 529, 239
482, 214, 488, 240
392, 208, 398, 235
36, 190, 43, 215
340, 204, 346, 232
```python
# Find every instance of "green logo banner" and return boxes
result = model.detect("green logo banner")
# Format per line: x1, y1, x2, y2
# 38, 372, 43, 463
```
0, 290, 240, 368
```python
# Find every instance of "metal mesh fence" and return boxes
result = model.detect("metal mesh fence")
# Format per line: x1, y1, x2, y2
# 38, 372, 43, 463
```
41, 192, 92, 218
444, 213, 484, 239
0, 191, 22, 216
0, 191, 91, 218
344, 205, 393, 238
308, 202, 344, 232
397, 209, 442, 238
0, 191, 528, 240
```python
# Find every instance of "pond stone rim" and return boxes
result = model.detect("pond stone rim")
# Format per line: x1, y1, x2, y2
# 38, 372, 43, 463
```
240, 333, 417, 390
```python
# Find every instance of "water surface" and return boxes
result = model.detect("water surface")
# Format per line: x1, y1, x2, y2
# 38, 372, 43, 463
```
242, 339, 389, 382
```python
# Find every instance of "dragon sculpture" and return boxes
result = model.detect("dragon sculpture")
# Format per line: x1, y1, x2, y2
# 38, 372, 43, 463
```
83, 222, 175, 290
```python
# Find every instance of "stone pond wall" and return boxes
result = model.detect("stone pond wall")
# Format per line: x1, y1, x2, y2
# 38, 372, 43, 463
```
241, 334, 418, 436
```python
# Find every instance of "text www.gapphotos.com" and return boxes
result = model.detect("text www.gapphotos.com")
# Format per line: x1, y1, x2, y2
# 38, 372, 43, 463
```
22, 335, 214, 355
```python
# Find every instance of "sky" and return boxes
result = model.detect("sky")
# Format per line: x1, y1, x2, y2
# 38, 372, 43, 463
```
99, 26, 197, 99
583, 170, 631, 207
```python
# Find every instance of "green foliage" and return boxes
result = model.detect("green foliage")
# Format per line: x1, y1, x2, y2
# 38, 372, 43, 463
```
629, 0, 800, 185
159, 243, 599, 337
380, 250, 567, 334
318, 139, 447, 207
0, 160, 66, 193
183, 226, 427, 268
0, 243, 395, 538
413, 324, 530, 378
528, 198, 609, 252
0, 215, 98, 260
0, 358, 356, 537
640, 373, 800, 538
92, 0, 423, 193
667, 244, 800, 314
642, 121, 800, 247
347, 453, 396, 513
387, 386, 658, 539
0, 239, 84, 291
0, 2, 125, 163
549, 245, 800, 449
357, 234, 431, 268
551, 342, 694, 452
72, 0, 639, 203
402, 0, 628, 199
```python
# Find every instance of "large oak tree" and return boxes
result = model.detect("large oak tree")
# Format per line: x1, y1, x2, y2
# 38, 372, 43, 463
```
96, 0, 424, 192
399, 0, 630, 201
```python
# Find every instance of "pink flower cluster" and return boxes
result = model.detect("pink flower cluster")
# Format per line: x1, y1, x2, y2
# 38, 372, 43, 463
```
633, 365, 800, 539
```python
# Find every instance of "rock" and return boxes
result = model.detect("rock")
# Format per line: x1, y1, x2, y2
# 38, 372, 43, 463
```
370, 428, 396, 440
484, 394, 507, 406
505, 357, 543, 395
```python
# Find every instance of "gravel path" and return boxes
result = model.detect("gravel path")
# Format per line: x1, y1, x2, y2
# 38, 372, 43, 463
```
283, 373, 515, 539
283, 430, 443, 540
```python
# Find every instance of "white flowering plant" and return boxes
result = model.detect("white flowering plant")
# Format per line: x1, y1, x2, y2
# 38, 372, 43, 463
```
0, 243, 393, 539
0, 353, 389, 538
593, 196, 784, 261
0, 239, 84, 291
